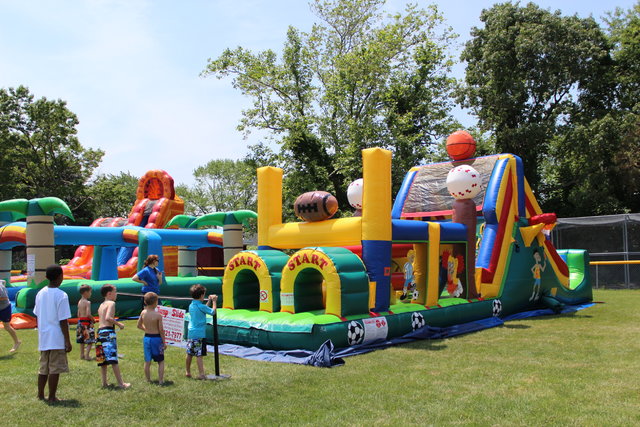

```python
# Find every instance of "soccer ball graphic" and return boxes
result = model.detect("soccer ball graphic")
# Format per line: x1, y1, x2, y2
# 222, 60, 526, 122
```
347, 321, 365, 345
492, 299, 502, 317
411, 312, 426, 330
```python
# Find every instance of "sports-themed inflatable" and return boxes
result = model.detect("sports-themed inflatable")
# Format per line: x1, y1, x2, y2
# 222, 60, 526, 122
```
203, 142, 591, 350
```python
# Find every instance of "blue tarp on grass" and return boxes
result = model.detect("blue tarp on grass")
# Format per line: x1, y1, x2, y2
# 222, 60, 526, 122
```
171, 302, 594, 368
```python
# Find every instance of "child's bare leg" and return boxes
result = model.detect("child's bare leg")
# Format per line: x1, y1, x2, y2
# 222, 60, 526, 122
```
144, 361, 151, 382
85, 344, 92, 360
196, 356, 205, 379
80, 343, 85, 359
38, 374, 48, 399
3, 322, 21, 352
100, 365, 108, 387
112, 364, 130, 388
47, 374, 60, 401
158, 361, 165, 384
185, 355, 192, 377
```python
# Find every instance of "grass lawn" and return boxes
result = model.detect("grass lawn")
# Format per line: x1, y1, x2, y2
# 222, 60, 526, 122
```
1, 289, 639, 426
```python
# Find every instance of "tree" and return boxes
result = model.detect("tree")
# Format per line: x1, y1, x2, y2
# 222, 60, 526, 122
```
203, 0, 458, 212
460, 2, 613, 193
86, 172, 139, 218
607, 2, 640, 110
0, 86, 104, 224
178, 159, 256, 216
540, 3, 640, 216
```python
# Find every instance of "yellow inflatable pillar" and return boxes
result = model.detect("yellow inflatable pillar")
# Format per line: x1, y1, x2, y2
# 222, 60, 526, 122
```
257, 167, 283, 248
361, 148, 393, 312
425, 223, 441, 307
413, 243, 428, 304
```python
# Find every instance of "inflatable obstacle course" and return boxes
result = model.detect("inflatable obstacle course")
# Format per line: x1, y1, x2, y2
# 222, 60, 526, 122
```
186, 147, 592, 350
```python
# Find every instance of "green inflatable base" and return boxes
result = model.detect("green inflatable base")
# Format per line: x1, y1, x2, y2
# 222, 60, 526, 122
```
185, 297, 497, 351
15, 276, 223, 318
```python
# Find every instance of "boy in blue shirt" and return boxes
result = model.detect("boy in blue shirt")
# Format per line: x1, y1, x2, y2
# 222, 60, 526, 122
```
185, 284, 217, 379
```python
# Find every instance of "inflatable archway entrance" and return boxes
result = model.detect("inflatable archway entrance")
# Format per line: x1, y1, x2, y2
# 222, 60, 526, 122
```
222, 250, 289, 312
280, 247, 369, 317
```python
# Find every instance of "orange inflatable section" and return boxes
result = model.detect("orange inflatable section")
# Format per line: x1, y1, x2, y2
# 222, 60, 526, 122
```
1, 313, 37, 330
0, 314, 102, 330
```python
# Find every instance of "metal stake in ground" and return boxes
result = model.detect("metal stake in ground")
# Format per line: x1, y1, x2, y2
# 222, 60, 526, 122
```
206, 311, 230, 380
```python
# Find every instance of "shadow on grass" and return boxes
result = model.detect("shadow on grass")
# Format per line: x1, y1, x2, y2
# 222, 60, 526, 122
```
519, 311, 593, 322
102, 384, 132, 391
45, 399, 81, 408
502, 323, 531, 329
149, 380, 174, 387
401, 339, 448, 351
0, 353, 16, 360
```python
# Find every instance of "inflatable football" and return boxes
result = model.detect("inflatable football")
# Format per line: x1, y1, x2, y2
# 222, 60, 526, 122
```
294, 191, 339, 222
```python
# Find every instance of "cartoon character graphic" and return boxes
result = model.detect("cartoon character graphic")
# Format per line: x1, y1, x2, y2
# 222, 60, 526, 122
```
442, 251, 464, 298
400, 250, 416, 301
529, 248, 547, 301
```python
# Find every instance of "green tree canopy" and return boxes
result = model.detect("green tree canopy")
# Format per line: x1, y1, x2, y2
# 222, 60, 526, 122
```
178, 159, 256, 216
203, 0, 458, 213
0, 86, 104, 224
460, 2, 613, 193
86, 172, 139, 219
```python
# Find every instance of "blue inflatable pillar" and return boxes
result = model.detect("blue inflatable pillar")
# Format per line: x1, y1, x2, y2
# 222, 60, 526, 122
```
91, 246, 119, 281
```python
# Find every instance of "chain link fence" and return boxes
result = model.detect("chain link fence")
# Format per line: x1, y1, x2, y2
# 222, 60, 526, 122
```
552, 214, 640, 289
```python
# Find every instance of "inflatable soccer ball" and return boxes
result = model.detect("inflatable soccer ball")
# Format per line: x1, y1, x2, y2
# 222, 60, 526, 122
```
492, 299, 503, 317
347, 320, 365, 345
411, 312, 426, 330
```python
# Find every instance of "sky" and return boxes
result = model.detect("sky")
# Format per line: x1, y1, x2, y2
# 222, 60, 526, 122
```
0, 0, 636, 187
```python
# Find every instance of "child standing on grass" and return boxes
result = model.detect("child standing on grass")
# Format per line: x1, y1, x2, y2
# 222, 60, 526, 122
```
96, 284, 130, 389
76, 284, 95, 360
0, 279, 21, 353
136, 292, 166, 384
34, 265, 72, 402
185, 284, 216, 380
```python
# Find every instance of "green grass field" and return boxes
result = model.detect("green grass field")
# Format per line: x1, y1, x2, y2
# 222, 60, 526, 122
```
2, 289, 639, 426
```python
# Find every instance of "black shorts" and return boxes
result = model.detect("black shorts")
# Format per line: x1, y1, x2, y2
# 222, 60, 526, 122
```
0, 305, 11, 323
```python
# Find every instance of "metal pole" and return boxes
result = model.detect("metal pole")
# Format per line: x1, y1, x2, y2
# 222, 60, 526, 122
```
623, 217, 630, 288
206, 310, 230, 380
213, 311, 220, 376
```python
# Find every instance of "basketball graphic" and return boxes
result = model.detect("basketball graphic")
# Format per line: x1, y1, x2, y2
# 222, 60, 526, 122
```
446, 130, 476, 160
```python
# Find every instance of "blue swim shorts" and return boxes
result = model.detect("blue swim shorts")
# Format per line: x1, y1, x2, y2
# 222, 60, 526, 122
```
143, 334, 165, 362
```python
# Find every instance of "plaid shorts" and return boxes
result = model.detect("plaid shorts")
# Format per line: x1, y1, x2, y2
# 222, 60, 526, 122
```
186, 338, 207, 357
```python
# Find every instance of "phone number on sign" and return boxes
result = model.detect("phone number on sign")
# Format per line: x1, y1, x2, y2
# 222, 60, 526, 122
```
164, 330, 182, 340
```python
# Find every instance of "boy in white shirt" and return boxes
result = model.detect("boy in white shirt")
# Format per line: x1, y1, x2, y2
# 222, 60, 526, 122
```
34, 265, 72, 403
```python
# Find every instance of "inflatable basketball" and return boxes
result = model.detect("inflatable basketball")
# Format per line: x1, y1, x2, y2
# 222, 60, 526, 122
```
446, 130, 476, 160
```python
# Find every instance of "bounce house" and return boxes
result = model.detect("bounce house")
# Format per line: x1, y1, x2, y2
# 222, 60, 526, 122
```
0, 171, 257, 322
60, 170, 184, 279
193, 146, 591, 350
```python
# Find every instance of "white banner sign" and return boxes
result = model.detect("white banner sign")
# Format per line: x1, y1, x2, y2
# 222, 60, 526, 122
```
362, 317, 388, 344
156, 306, 186, 344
